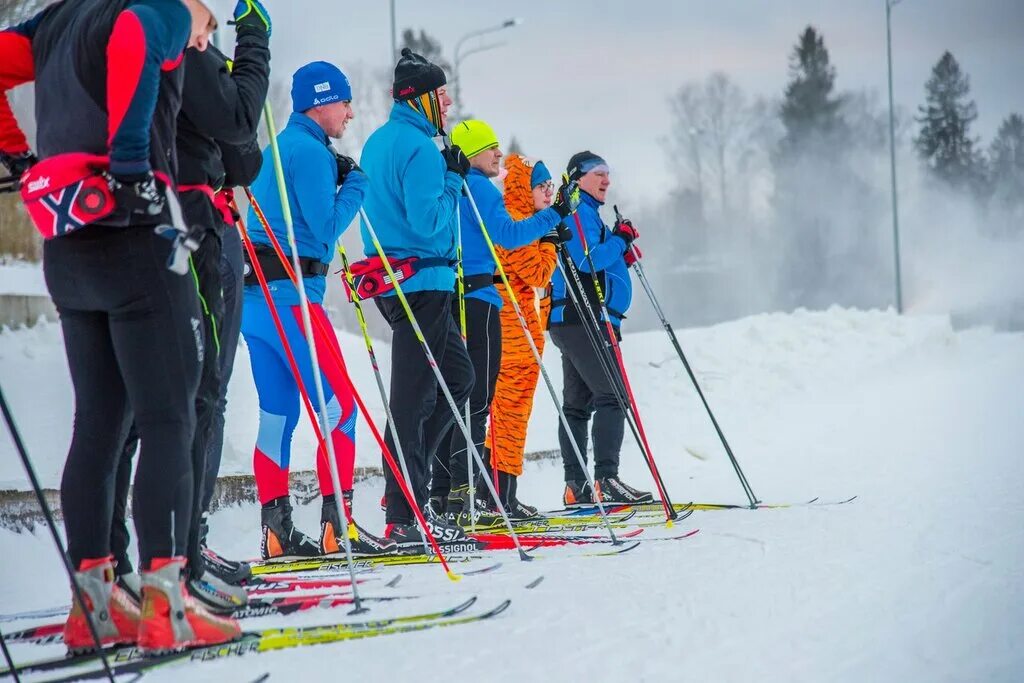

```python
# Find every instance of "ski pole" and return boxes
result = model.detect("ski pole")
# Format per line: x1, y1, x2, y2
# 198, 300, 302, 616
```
614, 207, 759, 507
360, 206, 532, 561
262, 101, 366, 613
0, 625, 18, 683
242, 192, 457, 578
0, 386, 116, 683
335, 244, 432, 557
563, 177, 677, 522
461, 180, 621, 544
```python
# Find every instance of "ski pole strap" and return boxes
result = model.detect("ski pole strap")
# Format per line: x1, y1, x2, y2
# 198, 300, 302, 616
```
344, 255, 454, 301
243, 245, 329, 286
462, 273, 500, 294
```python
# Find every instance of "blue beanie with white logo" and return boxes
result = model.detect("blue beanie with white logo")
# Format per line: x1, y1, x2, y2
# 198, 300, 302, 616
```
291, 61, 352, 113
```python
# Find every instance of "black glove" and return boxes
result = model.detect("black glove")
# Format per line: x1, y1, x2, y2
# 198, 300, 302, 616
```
612, 217, 639, 245
334, 153, 360, 186
552, 179, 581, 218
539, 222, 572, 246
441, 144, 470, 178
107, 171, 165, 218
0, 150, 37, 185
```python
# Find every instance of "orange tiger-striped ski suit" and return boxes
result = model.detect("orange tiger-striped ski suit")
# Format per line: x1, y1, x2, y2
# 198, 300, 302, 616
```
486, 154, 558, 476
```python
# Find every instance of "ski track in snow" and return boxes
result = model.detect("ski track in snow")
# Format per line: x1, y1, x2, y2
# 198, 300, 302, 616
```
1, 308, 1022, 681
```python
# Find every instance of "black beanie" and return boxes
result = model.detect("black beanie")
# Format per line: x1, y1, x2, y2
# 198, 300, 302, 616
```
567, 150, 608, 181
393, 47, 447, 101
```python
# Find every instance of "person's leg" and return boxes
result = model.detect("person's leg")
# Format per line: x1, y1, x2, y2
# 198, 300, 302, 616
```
550, 326, 593, 484
446, 299, 499, 511
111, 425, 139, 576
565, 326, 626, 480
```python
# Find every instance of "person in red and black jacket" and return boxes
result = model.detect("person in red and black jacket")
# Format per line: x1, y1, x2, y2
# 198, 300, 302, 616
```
0, 0, 242, 653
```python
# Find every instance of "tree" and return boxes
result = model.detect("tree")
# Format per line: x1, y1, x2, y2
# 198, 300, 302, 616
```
400, 29, 452, 76
988, 113, 1024, 235
779, 26, 843, 155
914, 51, 984, 192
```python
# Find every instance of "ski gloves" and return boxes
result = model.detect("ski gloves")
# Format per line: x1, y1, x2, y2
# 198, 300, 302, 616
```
540, 223, 573, 246
334, 152, 362, 186
552, 179, 581, 219
107, 172, 165, 218
0, 150, 37, 190
441, 145, 471, 178
232, 0, 272, 36
612, 217, 639, 245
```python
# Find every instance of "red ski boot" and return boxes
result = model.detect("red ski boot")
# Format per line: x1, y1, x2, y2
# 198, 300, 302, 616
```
63, 556, 140, 652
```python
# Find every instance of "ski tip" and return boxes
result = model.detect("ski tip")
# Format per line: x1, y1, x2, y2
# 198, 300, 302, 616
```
525, 576, 545, 589
386, 574, 403, 588
447, 571, 462, 583
487, 599, 512, 618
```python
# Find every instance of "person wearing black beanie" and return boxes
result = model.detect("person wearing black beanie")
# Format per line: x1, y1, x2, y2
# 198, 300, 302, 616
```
358, 47, 473, 547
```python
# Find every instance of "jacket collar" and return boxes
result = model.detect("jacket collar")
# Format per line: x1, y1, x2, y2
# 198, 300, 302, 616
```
287, 111, 329, 145
388, 101, 440, 138
581, 190, 604, 208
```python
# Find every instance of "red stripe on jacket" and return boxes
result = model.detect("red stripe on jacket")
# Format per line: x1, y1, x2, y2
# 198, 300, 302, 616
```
0, 31, 35, 153
106, 11, 147, 148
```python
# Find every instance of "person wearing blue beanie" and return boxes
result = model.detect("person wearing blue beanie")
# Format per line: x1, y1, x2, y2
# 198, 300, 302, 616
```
241, 60, 395, 560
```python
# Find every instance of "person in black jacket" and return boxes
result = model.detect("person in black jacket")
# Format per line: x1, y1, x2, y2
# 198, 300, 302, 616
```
0, 0, 243, 653
108, 0, 272, 613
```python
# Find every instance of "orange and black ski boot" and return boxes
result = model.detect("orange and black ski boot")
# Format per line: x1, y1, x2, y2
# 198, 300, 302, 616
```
260, 495, 320, 561
320, 492, 397, 556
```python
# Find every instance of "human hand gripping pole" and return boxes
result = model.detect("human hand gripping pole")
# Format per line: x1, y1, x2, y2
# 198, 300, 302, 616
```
461, 179, 621, 545
242, 188, 458, 578
359, 205, 533, 562
611, 205, 758, 506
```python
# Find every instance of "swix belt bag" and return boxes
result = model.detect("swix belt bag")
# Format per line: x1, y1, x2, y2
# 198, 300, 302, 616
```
344, 256, 452, 302
19, 153, 116, 239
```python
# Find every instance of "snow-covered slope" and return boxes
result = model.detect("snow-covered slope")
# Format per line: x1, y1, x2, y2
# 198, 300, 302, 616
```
1, 308, 1022, 681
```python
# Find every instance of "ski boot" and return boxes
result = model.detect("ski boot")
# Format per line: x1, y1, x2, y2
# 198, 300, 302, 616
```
595, 476, 653, 504
260, 496, 320, 561
427, 494, 446, 518
115, 571, 143, 608
500, 473, 540, 520
187, 571, 248, 616
447, 483, 503, 529
198, 514, 251, 585
137, 557, 240, 653
385, 505, 469, 548
320, 492, 397, 556
563, 479, 595, 506
63, 556, 140, 652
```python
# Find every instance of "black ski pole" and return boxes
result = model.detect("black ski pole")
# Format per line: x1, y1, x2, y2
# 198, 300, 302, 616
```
614, 205, 759, 507
0, 625, 20, 682
0, 385, 116, 682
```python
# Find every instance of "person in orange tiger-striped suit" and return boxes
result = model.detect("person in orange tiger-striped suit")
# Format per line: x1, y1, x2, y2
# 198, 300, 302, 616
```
485, 153, 560, 517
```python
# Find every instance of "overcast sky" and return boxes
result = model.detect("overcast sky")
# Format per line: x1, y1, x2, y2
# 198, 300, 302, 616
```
210, 0, 1024, 202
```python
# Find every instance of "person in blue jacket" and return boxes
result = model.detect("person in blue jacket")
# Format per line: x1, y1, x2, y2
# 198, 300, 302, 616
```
359, 48, 475, 547
241, 61, 395, 560
546, 151, 654, 506
431, 119, 574, 522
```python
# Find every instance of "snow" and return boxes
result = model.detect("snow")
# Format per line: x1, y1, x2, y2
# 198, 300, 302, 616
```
0, 261, 47, 297
1, 307, 1023, 681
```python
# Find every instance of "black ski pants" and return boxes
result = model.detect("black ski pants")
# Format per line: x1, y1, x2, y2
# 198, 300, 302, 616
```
375, 291, 473, 525
432, 297, 501, 499
550, 324, 625, 481
46, 225, 202, 569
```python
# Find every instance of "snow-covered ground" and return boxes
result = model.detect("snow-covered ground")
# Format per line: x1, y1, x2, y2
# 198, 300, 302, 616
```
1, 307, 1022, 681
0, 261, 47, 297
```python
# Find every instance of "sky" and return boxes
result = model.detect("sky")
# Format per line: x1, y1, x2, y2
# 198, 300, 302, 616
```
209, 0, 1024, 202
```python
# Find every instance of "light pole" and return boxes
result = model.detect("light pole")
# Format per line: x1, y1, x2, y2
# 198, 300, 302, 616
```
389, 0, 397, 63
886, 0, 904, 313
453, 17, 523, 120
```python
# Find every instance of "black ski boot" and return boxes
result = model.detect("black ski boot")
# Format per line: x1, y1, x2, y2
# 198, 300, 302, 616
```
198, 515, 251, 585
595, 476, 653, 504
260, 495, 320, 561
447, 483, 503, 528
386, 506, 470, 547
319, 492, 397, 557
427, 494, 446, 518
502, 473, 539, 520
563, 479, 595, 506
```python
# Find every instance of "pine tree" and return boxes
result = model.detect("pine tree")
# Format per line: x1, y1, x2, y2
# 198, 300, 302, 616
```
779, 26, 843, 155
400, 29, 452, 75
914, 51, 983, 191
988, 113, 1024, 234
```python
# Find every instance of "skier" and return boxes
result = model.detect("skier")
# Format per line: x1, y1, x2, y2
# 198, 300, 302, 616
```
547, 151, 653, 505
482, 153, 561, 518
0, 0, 240, 653
108, 0, 272, 613
359, 48, 473, 546
432, 121, 573, 522
242, 60, 395, 560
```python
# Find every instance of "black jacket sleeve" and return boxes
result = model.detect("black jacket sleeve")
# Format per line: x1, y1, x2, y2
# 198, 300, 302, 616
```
180, 29, 270, 146
219, 136, 263, 188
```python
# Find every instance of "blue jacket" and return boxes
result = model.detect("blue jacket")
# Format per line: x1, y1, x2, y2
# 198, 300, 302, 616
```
245, 112, 367, 305
359, 103, 463, 295
548, 192, 632, 328
460, 168, 561, 309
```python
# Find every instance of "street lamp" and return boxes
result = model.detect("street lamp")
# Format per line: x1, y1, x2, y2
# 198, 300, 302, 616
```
886, 0, 904, 313
453, 17, 523, 119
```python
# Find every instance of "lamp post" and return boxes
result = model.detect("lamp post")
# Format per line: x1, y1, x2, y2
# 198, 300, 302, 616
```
389, 0, 397, 63
886, 0, 904, 313
453, 17, 523, 119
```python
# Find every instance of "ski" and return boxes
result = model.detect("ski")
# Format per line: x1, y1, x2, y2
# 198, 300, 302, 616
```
552, 496, 856, 516
473, 507, 691, 535
4, 597, 501, 678
5, 591, 418, 647
249, 550, 489, 577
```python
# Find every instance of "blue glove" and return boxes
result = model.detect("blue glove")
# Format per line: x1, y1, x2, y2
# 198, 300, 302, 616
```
232, 0, 271, 36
